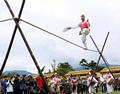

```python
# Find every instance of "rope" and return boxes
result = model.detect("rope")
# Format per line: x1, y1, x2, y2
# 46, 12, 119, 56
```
0, 18, 13, 22
20, 19, 97, 52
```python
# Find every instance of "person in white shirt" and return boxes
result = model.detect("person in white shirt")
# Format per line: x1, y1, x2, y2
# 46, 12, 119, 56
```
6, 77, 14, 94
100, 73, 107, 94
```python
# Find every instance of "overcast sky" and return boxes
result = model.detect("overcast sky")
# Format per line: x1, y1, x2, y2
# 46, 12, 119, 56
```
0, 0, 120, 73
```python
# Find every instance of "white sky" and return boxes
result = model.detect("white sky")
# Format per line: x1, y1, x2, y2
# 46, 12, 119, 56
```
0, 0, 120, 73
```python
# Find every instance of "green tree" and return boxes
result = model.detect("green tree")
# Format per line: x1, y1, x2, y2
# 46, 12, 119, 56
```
0, 73, 7, 79
89, 60, 104, 71
79, 59, 89, 69
56, 62, 74, 76
89, 60, 97, 70
79, 59, 104, 72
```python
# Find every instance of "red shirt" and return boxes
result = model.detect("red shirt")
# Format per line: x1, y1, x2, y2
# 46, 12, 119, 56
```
80, 21, 89, 30
71, 79, 77, 85
35, 76, 43, 89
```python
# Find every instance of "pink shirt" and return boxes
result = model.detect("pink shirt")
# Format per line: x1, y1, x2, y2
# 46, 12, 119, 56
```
53, 77, 59, 85
80, 21, 89, 30
103, 73, 113, 79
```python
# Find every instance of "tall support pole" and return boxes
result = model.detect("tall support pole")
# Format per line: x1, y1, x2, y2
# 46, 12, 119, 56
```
96, 32, 109, 70
90, 35, 114, 78
0, 0, 25, 76
3, 0, 50, 93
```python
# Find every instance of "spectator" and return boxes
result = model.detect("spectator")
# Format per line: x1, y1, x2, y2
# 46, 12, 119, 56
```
19, 75, 27, 94
100, 73, 107, 94
6, 77, 14, 94
35, 75, 45, 94
77, 76, 83, 94
13, 75, 21, 94
1, 78, 7, 94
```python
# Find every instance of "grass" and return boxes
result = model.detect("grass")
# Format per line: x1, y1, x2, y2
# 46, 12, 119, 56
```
97, 91, 120, 94
97, 90, 120, 94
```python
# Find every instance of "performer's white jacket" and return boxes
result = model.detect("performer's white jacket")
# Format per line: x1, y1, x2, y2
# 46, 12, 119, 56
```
87, 76, 98, 94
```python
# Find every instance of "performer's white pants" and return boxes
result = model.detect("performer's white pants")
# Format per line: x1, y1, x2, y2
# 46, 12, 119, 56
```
81, 28, 90, 48
106, 84, 113, 94
88, 85, 96, 94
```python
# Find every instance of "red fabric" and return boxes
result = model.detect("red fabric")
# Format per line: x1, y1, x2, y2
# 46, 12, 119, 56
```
80, 21, 89, 30
72, 79, 77, 85
35, 76, 43, 89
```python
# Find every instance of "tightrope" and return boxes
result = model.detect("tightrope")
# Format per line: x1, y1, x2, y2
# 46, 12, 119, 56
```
20, 19, 98, 52
0, 18, 13, 22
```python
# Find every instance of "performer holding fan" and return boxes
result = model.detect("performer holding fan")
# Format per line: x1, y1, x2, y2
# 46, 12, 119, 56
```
63, 14, 90, 50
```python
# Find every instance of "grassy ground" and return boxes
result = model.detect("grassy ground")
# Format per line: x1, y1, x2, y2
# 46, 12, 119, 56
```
81, 91, 120, 94
97, 91, 120, 94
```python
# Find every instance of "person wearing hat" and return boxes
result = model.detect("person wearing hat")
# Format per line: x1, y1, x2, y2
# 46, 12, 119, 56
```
50, 73, 60, 94
103, 71, 114, 94
87, 70, 98, 94
63, 14, 90, 49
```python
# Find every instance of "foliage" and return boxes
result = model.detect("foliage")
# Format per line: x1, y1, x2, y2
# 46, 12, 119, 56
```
79, 59, 89, 69
79, 59, 104, 72
0, 73, 8, 79
56, 62, 74, 76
